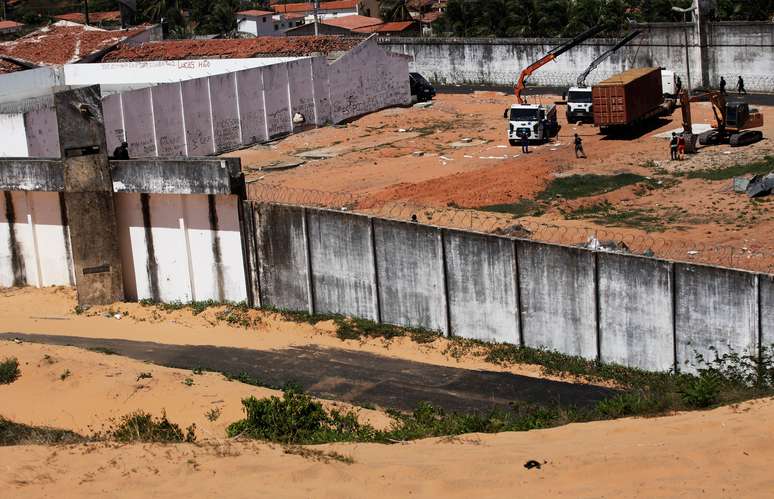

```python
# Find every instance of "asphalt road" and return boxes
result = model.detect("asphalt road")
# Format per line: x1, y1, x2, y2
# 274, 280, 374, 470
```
438, 84, 774, 106
1, 333, 616, 414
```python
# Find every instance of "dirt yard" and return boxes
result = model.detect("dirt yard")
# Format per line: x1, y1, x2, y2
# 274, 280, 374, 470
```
2, 287, 774, 498
228, 92, 774, 271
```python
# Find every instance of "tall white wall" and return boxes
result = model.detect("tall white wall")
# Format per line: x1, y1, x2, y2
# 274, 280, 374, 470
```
0, 114, 29, 157
115, 192, 247, 303
0, 191, 74, 288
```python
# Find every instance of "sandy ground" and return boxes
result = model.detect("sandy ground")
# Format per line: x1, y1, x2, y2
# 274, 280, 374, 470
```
3, 287, 774, 497
229, 92, 774, 270
2, 338, 773, 498
0, 286, 575, 384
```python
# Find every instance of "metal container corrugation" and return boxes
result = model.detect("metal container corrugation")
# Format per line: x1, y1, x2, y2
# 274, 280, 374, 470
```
592, 68, 663, 126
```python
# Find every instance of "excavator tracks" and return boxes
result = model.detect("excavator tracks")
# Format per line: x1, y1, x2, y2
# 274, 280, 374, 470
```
730, 130, 763, 147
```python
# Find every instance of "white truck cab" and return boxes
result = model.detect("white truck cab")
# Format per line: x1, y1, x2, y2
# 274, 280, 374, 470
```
565, 87, 593, 123
508, 104, 558, 145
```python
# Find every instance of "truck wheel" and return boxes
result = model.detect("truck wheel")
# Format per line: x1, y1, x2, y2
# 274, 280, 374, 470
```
509, 139, 518, 146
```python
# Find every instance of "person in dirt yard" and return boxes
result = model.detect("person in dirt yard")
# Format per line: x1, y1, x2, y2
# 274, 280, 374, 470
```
520, 133, 529, 154
574, 134, 586, 158
719, 76, 727, 95
670, 132, 679, 160
112, 142, 129, 160
677, 134, 686, 160
737, 76, 747, 95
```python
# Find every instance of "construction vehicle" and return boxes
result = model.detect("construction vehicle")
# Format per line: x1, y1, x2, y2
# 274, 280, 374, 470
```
565, 30, 641, 124
508, 24, 604, 145
679, 89, 763, 150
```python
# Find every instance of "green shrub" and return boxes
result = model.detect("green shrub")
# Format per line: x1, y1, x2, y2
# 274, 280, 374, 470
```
112, 411, 196, 443
0, 357, 20, 384
0, 417, 86, 446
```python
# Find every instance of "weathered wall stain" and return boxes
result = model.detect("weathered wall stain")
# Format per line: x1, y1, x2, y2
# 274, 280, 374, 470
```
3, 191, 27, 286
207, 193, 225, 302
140, 193, 160, 301
58, 191, 74, 286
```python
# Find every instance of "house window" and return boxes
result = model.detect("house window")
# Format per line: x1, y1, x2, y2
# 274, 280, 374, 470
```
263, 16, 267, 22
274, 24, 278, 30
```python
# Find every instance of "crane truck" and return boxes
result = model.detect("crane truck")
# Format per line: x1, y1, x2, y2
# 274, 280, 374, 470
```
508, 24, 604, 146
565, 30, 641, 124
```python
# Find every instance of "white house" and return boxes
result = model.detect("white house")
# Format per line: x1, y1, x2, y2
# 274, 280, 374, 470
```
236, 10, 306, 37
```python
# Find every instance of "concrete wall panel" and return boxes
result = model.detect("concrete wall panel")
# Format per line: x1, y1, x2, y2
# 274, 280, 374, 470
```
151, 83, 186, 157
262, 64, 292, 138
102, 93, 125, 155
762, 275, 774, 351
255, 203, 310, 311
27, 191, 73, 286
311, 57, 331, 125
306, 208, 378, 320
675, 264, 758, 372
236, 67, 268, 145
287, 58, 316, 130
23, 108, 60, 158
444, 229, 518, 343
121, 88, 157, 157
598, 253, 674, 371
374, 219, 446, 332
0, 191, 38, 287
0, 113, 29, 157
181, 78, 214, 156
209, 73, 242, 152
517, 241, 597, 359
183, 194, 247, 303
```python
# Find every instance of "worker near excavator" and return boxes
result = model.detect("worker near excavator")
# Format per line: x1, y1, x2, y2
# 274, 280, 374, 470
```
677, 134, 686, 160
669, 132, 679, 160
737, 76, 747, 95
719, 76, 727, 95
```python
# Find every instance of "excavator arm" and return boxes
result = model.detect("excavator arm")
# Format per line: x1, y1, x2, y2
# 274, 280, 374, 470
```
576, 30, 641, 88
514, 24, 604, 104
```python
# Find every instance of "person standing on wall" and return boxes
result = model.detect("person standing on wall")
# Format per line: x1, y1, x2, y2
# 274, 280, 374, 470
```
574, 133, 586, 158
737, 76, 747, 95
719, 76, 727, 95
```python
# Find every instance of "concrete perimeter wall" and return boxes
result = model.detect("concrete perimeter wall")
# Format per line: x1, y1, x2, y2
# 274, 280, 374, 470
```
379, 22, 774, 92
12, 38, 410, 158
246, 203, 774, 373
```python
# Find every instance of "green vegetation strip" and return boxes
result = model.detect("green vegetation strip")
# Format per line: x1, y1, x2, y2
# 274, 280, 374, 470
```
537, 173, 645, 200
684, 155, 774, 181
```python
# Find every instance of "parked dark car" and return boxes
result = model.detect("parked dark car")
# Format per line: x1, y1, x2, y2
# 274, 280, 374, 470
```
410, 72, 436, 103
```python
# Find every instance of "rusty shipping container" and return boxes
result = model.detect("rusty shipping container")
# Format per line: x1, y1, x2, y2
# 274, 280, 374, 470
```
592, 68, 663, 127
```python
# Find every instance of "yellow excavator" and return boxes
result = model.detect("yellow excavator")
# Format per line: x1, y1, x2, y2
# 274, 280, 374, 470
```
679, 89, 763, 152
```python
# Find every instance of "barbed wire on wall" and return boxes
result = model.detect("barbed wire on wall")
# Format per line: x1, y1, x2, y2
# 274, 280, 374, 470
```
246, 183, 774, 274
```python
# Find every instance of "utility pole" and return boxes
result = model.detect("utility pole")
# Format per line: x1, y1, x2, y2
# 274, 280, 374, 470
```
313, 0, 320, 36
672, 4, 697, 96
2, 0, 7, 21
84, 0, 90, 25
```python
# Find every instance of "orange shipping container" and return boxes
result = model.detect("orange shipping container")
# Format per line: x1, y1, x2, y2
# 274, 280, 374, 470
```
592, 68, 663, 127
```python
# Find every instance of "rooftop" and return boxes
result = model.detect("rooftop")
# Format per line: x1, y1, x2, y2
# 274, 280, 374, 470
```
0, 20, 24, 30
272, 0, 357, 14
103, 36, 362, 62
54, 11, 121, 23
358, 21, 417, 33
322, 15, 383, 30
0, 21, 150, 70
236, 10, 275, 17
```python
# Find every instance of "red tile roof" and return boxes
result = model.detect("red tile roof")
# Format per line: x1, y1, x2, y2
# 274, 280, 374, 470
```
103, 36, 361, 62
322, 15, 382, 30
0, 59, 24, 75
236, 10, 275, 17
55, 11, 121, 23
0, 21, 149, 66
0, 20, 24, 30
273, 0, 356, 14
357, 21, 417, 33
